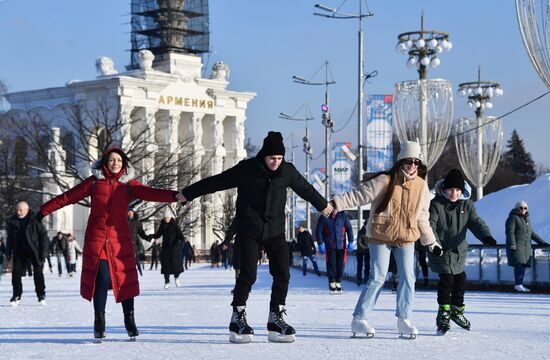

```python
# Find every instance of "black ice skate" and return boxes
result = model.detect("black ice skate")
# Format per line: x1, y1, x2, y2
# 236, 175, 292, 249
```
10, 295, 21, 307
450, 305, 471, 330
329, 282, 337, 295
436, 304, 451, 335
267, 305, 296, 343
229, 306, 254, 343
94, 312, 106, 342
124, 310, 140, 340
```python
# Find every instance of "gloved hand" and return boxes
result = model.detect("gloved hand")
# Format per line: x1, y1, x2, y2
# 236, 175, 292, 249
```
429, 243, 444, 257
347, 241, 356, 253
35, 211, 44, 222
318, 243, 326, 255
484, 236, 497, 246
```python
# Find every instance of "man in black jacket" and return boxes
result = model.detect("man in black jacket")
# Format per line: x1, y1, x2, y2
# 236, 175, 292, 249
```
6, 201, 49, 306
296, 225, 321, 276
178, 131, 333, 344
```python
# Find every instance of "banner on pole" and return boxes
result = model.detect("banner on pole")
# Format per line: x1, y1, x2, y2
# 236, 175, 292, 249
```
332, 141, 353, 195
366, 94, 394, 173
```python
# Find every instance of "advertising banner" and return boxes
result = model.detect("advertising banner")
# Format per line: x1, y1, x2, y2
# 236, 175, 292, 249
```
366, 94, 394, 173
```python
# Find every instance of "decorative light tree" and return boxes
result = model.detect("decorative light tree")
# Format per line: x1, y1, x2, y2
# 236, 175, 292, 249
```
455, 67, 504, 199
393, 15, 454, 170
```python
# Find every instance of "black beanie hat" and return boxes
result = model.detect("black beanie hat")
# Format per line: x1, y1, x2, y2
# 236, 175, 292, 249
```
260, 131, 285, 156
443, 169, 465, 192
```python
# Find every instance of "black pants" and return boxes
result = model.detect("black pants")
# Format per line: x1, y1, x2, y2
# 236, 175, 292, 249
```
93, 260, 134, 313
326, 249, 346, 283
437, 272, 467, 306
416, 248, 429, 278
232, 234, 289, 310
12, 251, 45, 298
356, 249, 370, 284
164, 273, 180, 283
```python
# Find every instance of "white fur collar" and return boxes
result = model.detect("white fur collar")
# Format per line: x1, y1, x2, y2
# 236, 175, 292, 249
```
91, 160, 134, 183
400, 168, 417, 181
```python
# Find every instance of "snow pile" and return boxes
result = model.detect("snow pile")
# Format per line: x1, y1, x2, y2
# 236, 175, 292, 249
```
469, 173, 550, 243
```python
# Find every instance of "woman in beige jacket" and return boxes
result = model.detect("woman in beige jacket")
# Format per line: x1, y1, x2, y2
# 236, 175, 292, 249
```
331, 141, 441, 339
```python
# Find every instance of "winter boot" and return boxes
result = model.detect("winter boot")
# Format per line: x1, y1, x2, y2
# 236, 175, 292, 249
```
10, 295, 21, 307
124, 310, 139, 339
351, 317, 375, 338
397, 318, 418, 339
436, 304, 451, 334
229, 306, 254, 343
329, 282, 337, 294
450, 305, 471, 330
267, 305, 296, 343
94, 312, 106, 340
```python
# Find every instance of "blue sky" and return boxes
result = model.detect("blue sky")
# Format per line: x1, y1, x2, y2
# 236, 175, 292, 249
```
1, 0, 549, 172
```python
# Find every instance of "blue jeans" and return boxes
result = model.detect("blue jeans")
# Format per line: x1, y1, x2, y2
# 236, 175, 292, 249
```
514, 265, 527, 285
353, 243, 415, 320
302, 255, 320, 275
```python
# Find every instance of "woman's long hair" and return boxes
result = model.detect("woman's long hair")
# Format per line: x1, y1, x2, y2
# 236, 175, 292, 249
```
366, 160, 428, 214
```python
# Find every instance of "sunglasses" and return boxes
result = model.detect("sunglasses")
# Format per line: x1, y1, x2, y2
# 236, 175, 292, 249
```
519, 207, 528, 210
403, 158, 422, 166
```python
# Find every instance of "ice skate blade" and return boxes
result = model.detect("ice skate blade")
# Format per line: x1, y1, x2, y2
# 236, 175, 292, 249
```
229, 332, 253, 344
128, 337, 136, 342
268, 331, 295, 343
351, 332, 374, 339
436, 329, 448, 336
399, 333, 417, 340
95, 338, 103, 344
39, 300, 47, 306
10, 301, 19, 307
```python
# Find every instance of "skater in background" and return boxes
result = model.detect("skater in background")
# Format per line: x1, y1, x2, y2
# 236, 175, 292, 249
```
150, 208, 185, 289
178, 131, 332, 343
287, 238, 297, 267
356, 219, 370, 287
331, 141, 442, 339
505, 201, 547, 293
6, 201, 49, 306
66, 233, 82, 276
148, 239, 161, 270
0, 238, 7, 279
428, 169, 496, 334
210, 241, 221, 268
128, 209, 148, 277
38, 147, 179, 341
315, 210, 354, 294
296, 225, 321, 277
51, 231, 69, 277
182, 239, 193, 270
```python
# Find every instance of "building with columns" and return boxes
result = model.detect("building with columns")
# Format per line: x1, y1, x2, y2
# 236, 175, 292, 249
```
5, 51, 255, 250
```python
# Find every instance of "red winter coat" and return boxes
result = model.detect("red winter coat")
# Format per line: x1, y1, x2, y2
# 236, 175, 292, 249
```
40, 159, 177, 303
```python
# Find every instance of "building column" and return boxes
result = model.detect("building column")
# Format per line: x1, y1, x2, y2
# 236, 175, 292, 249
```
188, 112, 205, 249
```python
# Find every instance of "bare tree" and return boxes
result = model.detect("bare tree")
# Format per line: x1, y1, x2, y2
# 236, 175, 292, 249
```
212, 191, 237, 242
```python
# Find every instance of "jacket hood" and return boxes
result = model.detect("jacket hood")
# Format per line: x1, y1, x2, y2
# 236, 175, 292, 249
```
92, 159, 134, 183
434, 178, 471, 200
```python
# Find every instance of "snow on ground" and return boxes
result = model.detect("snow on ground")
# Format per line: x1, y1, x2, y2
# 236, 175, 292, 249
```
470, 173, 550, 243
0, 263, 549, 360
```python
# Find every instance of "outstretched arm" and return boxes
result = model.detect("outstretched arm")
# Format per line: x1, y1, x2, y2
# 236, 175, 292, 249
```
129, 180, 179, 203
181, 163, 242, 202
40, 176, 95, 217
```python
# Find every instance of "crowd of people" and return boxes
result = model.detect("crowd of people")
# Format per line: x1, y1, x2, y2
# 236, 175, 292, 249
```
0, 134, 547, 344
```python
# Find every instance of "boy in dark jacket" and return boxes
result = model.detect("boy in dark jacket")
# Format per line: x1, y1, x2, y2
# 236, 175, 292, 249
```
428, 169, 496, 334
178, 131, 333, 344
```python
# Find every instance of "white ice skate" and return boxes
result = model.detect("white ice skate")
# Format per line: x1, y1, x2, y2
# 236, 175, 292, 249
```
514, 285, 530, 292
175, 278, 181, 287
351, 317, 375, 338
397, 318, 418, 339
163, 283, 169, 290
10, 296, 20, 307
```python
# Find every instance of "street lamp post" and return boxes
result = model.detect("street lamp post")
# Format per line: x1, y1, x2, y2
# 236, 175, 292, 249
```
314, 1, 373, 228
455, 67, 504, 199
280, 103, 314, 231
394, 15, 454, 171
293, 61, 336, 199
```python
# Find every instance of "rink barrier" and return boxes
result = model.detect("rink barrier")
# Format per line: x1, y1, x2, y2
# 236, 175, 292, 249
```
292, 244, 550, 293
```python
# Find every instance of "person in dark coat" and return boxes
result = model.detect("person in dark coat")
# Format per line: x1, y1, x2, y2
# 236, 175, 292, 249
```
150, 207, 185, 289
6, 201, 49, 306
315, 211, 354, 294
178, 131, 332, 344
182, 239, 193, 269
356, 220, 370, 287
296, 225, 320, 276
148, 240, 161, 270
428, 169, 496, 334
51, 231, 69, 277
211, 241, 221, 268
505, 201, 547, 292
39, 147, 179, 340
128, 209, 149, 277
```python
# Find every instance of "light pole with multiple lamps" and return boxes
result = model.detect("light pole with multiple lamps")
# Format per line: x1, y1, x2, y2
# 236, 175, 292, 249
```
313, 1, 373, 228
394, 15, 454, 171
455, 67, 504, 199
279, 103, 314, 231
293, 61, 336, 199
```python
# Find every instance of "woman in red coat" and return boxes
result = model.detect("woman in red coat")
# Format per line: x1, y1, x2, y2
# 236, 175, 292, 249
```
39, 148, 178, 341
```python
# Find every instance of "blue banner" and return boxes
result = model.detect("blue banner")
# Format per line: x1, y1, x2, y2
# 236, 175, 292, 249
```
332, 141, 353, 195
366, 94, 394, 173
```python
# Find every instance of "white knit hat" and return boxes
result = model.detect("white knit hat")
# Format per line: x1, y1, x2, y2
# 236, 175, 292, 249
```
163, 207, 174, 218
515, 200, 528, 210
397, 141, 423, 162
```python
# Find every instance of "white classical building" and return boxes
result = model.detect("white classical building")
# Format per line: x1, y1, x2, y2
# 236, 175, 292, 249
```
5, 51, 255, 250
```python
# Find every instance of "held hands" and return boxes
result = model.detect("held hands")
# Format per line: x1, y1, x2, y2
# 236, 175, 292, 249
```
176, 192, 187, 204
321, 202, 334, 218
484, 236, 497, 246
429, 243, 444, 257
